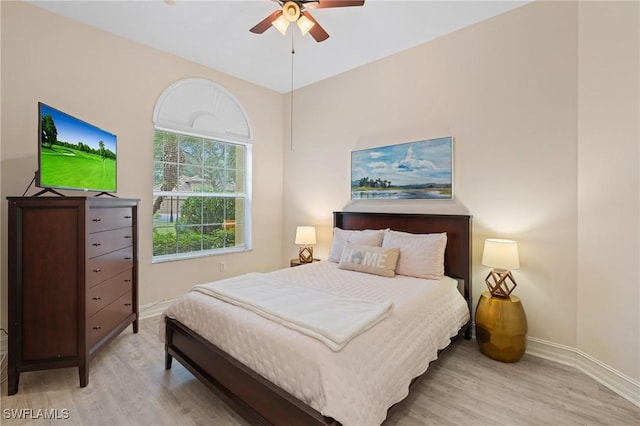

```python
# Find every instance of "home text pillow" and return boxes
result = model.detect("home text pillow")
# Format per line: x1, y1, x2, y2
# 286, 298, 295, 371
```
338, 243, 400, 278
328, 228, 385, 262
381, 230, 447, 279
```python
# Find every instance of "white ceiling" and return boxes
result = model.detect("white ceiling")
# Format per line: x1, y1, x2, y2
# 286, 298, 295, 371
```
29, 0, 531, 93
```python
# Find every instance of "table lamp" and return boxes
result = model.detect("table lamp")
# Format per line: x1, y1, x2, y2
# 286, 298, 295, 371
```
295, 226, 316, 263
482, 238, 520, 298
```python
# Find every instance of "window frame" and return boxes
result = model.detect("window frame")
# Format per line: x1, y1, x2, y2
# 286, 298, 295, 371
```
152, 127, 252, 263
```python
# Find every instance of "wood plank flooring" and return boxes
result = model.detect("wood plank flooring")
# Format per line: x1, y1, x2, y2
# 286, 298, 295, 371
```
2, 316, 638, 426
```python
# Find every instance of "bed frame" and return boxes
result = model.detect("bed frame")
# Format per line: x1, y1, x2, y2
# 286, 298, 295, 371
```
165, 212, 472, 426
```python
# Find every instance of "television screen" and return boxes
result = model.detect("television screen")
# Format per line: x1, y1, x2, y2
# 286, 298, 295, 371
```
38, 102, 117, 193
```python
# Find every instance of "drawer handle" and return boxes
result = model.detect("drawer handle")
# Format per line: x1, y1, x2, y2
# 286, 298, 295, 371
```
93, 268, 102, 273
124, 279, 132, 283
124, 303, 132, 307
124, 215, 132, 219
92, 296, 102, 301
92, 218, 102, 222
93, 326, 102, 330
124, 256, 132, 260
92, 243, 102, 247
124, 235, 132, 239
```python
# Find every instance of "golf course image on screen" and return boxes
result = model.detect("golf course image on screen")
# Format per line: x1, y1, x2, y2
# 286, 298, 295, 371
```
39, 103, 117, 192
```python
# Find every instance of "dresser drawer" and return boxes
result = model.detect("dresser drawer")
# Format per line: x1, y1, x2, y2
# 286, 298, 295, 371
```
87, 270, 133, 317
87, 227, 133, 258
88, 207, 133, 233
87, 246, 133, 288
88, 291, 133, 348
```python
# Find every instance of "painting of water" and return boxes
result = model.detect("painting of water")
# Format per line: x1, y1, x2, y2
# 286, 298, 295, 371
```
351, 137, 453, 200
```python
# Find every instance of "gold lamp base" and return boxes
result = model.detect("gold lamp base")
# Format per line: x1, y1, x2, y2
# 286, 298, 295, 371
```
298, 245, 313, 263
475, 291, 528, 362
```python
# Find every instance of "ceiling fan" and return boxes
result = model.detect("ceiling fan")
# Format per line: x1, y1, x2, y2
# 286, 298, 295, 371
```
250, 1, 365, 43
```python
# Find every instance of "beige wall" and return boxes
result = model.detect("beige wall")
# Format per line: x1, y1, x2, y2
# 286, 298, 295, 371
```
283, 0, 639, 382
577, 1, 639, 381
0, 2, 285, 326
285, 0, 578, 342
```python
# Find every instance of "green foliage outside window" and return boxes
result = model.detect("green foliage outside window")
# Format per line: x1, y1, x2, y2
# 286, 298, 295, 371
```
152, 227, 236, 256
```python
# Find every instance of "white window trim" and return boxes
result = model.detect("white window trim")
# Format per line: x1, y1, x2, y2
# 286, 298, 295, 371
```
152, 79, 253, 263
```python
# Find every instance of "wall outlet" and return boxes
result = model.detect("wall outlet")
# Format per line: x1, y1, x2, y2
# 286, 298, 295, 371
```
219, 262, 225, 272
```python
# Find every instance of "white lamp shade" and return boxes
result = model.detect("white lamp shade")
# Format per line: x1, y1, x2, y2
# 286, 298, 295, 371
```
271, 15, 290, 35
295, 226, 316, 245
482, 238, 520, 270
296, 15, 315, 36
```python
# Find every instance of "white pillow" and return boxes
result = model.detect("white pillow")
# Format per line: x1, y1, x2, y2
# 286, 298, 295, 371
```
338, 243, 400, 278
381, 230, 447, 279
328, 228, 384, 263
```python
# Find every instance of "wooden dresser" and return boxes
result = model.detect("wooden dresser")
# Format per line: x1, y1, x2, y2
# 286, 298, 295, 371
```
6, 196, 139, 395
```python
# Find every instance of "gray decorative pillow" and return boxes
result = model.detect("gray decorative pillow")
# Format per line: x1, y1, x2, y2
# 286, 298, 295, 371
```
338, 243, 400, 278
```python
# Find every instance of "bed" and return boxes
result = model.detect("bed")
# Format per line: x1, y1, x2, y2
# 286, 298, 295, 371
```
162, 211, 472, 426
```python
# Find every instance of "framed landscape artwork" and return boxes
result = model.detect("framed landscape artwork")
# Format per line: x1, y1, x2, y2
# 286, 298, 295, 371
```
351, 136, 453, 200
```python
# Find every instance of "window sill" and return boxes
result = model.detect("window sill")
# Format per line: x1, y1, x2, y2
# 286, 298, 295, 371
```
152, 246, 251, 264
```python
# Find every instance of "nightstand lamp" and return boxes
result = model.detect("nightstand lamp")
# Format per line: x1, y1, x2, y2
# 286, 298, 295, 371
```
482, 238, 520, 297
295, 226, 316, 264
476, 238, 527, 363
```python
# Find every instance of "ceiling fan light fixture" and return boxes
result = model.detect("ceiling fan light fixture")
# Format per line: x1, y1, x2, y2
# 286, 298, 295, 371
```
272, 14, 290, 35
282, 1, 301, 22
251, 0, 364, 43
296, 15, 315, 36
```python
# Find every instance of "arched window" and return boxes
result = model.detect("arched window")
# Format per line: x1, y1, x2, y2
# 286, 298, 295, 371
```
152, 78, 252, 262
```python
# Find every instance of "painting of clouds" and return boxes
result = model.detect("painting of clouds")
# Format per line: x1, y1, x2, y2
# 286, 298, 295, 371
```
351, 137, 453, 200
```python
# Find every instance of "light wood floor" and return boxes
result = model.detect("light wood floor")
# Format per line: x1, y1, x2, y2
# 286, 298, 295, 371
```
2, 317, 638, 426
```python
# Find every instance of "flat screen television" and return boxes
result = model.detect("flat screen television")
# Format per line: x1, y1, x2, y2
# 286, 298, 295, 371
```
37, 102, 117, 194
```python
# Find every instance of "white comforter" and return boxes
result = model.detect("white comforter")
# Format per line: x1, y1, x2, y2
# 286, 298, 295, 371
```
160, 261, 469, 426
193, 273, 393, 351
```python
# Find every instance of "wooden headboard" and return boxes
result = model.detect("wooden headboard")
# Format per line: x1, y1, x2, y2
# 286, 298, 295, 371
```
333, 211, 472, 331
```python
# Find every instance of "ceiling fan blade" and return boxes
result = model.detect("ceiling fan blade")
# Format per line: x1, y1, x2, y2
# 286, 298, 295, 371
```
249, 10, 283, 34
302, 11, 329, 42
310, 0, 365, 9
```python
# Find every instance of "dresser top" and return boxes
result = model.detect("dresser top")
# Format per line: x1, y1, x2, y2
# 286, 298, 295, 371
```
7, 196, 140, 208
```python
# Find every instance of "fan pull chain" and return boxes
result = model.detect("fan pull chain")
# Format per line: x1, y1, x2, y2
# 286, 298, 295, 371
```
290, 33, 295, 151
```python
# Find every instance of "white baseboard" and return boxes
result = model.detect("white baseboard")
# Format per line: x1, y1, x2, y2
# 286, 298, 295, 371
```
470, 323, 639, 408
139, 298, 178, 320
526, 336, 640, 408
526, 336, 578, 366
